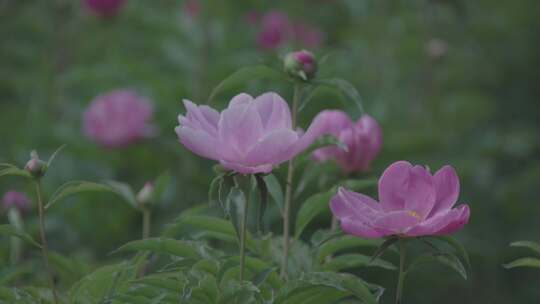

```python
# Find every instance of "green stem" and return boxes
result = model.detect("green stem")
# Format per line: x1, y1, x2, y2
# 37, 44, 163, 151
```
395, 238, 407, 304
35, 181, 59, 304
142, 207, 151, 239
281, 84, 301, 279
239, 187, 250, 281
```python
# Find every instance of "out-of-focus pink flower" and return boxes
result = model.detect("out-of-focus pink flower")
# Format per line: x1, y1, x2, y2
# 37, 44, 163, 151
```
292, 22, 324, 48
2, 191, 31, 212
312, 111, 382, 173
182, 0, 200, 18
330, 161, 470, 238
84, 0, 126, 18
175, 92, 333, 174
83, 89, 155, 148
245, 10, 261, 26
256, 11, 291, 50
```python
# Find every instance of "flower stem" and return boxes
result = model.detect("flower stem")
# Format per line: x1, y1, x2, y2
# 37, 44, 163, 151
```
239, 187, 250, 281
142, 207, 151, 239
395, 238, 407, 304
281, 84, 301, 279
35, 181, 59, 304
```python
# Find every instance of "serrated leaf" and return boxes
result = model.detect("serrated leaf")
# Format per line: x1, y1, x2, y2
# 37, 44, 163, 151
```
316, 235, 382, 263
208, 65, 282, 102
112, 238, 202, 259
510, 240, 540, 255
263, 174, 284, 214
503, 257, 540, 269
0, 225, 41, 248
45, 181, 116, 209
314, 78, 365, 115
294, 190, 335, 239
321, 253, 396, 271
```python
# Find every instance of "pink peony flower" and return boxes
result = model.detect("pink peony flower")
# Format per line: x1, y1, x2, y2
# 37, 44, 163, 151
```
330, 161, 470, 238
256, 11, 291, 50
175, 92, 332, 174
84, 0, 126, 18
182, 0, 200, 18
312, 111, 382, 173
292, 22, 324, 48
2, 191, 31, 212
83, 89, 155, 148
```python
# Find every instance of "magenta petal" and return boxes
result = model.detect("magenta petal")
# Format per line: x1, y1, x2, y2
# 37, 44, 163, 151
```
378, 161, 413, 211
175, 126, 219, 160
244, 129, 298, 166
254, 92, 292, 130
429, 165, 460, 216
406, 205, 470, 237
319, 110, 353, 136
340, 217, 385, 239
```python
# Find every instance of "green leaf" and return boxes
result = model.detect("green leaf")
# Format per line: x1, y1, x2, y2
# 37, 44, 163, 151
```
208, 174, 224, 207
163, 215, 257, 252
321, 253, 396, 271
46, 144, 66, 167
428, 235, 471, 271
263, 173, 284, 214
48, 251, 90, 284
294, 190, 335, 239
208, 65, 282, 103
314, 78, 365, 115
503, 257, 540, 269
369, 237, 398, 264
106, 180, 138, 209
112, 238, 202, 259
316, 235, 382, 263
0, 165, 31, 179
152, 171, 171, 203
0, 225, 41, 248
510, 240, 540, 255
45, 180, 116, 209
340, 178, 378, 191
407, 252, 468, 280
252, 268, 275, 287
254, 175, 268, 234
226, 186, 246, 242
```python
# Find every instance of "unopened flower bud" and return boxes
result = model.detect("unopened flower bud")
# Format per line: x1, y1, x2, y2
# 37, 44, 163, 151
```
24, 151, 47, 179
426, 38, 448, 59
136, 182, 154, 206
284, 50, 317, 81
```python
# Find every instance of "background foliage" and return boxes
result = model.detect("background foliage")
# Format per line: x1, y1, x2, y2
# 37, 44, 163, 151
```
1, 0, 539, 303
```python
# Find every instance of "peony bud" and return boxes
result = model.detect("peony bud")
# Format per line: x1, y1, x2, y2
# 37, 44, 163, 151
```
2, 191, 31, 213
136, 182, 154, 206
24, 151, 47, 179
284, 50, 317, 81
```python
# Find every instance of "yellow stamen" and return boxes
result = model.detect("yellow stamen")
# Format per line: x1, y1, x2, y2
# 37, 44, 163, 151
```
408, 210, 421, 219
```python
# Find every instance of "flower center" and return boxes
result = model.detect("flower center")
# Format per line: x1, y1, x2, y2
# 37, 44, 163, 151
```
407, 210, 421, 220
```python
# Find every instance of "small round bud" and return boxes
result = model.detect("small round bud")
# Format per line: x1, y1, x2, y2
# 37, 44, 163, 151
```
284, 50, 317, 81
24, 151, 47, 179
136, 182, 155, 206
426, 38, 448, 60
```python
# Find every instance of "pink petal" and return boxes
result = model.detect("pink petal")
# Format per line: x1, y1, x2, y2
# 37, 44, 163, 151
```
340, 217, 385, 239
218, 102, 264, 161
406, 205, 470, 237
378, 161, 436, 218
330, 187, 381, 220
289, 109, 333, 157
243, 129, 298, 166
175, 126, 219, 160
219, 160, 274, 174
373, 210, 420, 234
182, 100, 219, 136
253, 92, 292, 131
228, 93, 253, 107
429, 165, 460, 216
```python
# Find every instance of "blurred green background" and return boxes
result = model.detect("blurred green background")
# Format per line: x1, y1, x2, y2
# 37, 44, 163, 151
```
1, 0, 539, 303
